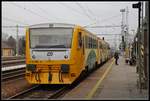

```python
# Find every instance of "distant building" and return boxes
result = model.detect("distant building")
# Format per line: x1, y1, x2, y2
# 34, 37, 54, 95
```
2, 41, 14, 56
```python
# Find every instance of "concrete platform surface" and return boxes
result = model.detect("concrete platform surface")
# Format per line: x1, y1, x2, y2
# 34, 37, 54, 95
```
61, 56, 148, 100
92, 56, 148, 100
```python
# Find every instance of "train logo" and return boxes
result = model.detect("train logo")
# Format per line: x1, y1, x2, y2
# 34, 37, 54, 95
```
47, 51, 53, 56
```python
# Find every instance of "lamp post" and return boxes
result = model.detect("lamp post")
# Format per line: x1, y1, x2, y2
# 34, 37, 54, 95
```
120, 9, 126, 54
132, 1, 142, 91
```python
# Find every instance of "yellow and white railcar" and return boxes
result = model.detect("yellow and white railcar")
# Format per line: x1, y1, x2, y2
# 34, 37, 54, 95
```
25, 23, 110, 84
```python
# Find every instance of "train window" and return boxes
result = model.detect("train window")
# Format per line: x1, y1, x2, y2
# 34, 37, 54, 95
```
89, 37, 90, 48
93, 39, 94, 48
85, 36, 87, 48
100, 43, 101, 48
87, 36, 88, 48
94, 39, 95, 48
78, 32, 82, 48
95, 40, 97, 48
95, 40, 96, 48
89, 37, 91, 48
90, 38, 91, 48
96, 40, 98, 48
30, 28, 73, 48
94, 39, 96, 48
100, 43, 102, 49
88, 37, 90, 48
90, 37, 92, 48
85, 35, 87, 48
86, 36, 88, 48
92, 39, 95, 48
91, 38, 93, 48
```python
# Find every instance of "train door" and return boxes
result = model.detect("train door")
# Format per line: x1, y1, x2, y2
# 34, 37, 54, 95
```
82, 32, 85, 56
78, 31, 84, 70
99, 41, 102, 64
97, 40, 100, 64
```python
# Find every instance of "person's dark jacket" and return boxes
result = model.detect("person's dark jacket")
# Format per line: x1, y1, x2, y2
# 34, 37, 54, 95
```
114, 52, 119, 59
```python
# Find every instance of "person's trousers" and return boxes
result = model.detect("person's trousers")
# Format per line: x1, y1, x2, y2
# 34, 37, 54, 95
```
115, 59, 118, 65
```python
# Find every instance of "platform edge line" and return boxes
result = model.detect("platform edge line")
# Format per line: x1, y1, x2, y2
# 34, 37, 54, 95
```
86, 59, 115, 99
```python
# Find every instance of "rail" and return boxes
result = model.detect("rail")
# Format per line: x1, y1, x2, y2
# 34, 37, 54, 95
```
2, 67, 25, 81
2, 56, 25, 61
7, 85, 69, 100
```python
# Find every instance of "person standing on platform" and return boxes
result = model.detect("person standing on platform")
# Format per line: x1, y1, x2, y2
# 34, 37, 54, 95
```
114, 51, 119, 65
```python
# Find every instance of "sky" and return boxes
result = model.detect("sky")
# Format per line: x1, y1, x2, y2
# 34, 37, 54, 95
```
2, 1, 142, 48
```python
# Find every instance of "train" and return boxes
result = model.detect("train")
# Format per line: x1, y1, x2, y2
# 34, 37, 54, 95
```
25, 23, 111, 84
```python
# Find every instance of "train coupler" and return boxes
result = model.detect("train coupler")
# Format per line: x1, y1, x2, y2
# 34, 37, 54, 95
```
48, 72, 52, 82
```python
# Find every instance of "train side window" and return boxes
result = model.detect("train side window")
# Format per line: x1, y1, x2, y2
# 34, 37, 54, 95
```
90, 37, 92, 48
93, 38, 94, 48
89, 37, 90, 48
95, 40, 97, 48
100, 43, 101, 49
86, 36, 88, 48
85, 36, 87, 48
92, 39, 94, 48
91, 38, 93, 48
93, 39, 95, 48
91, 37, 92, 48
95, 40, 96, 48
101, 43, 102, 49
94, 39, 95, 48
87, 36, 88, 48
78, 32, 82, 48
96, 40, 98, 48
85, 35, 87, 48
88, 37, 89, 48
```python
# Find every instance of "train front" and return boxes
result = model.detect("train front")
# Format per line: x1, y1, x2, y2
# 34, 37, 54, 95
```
25, 23, 75, 84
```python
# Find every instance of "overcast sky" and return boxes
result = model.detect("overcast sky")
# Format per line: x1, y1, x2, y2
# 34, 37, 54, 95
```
2, 1, 142, 48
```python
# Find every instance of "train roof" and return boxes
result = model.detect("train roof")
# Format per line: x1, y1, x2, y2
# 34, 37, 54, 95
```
29, 23, 76, 28
28, 23, 109, 46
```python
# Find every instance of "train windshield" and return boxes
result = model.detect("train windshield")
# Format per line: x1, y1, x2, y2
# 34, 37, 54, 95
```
30, 28, 73, 48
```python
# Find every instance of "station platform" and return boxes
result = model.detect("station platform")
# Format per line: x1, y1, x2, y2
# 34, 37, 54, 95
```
61, 56, 148, 100
2, 64, 26, 72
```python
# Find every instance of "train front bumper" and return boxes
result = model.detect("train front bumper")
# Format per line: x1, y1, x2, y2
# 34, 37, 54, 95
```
25, 64, 75, 84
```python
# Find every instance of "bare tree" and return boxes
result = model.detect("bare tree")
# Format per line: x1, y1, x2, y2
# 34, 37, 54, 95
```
18, 36, 25, 55
7, 36, 16, 55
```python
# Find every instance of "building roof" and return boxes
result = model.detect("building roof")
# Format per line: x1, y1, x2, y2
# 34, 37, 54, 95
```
2, 41, 13, 49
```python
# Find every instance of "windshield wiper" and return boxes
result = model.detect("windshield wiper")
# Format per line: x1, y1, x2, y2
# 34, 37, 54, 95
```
34, 45, 66, 48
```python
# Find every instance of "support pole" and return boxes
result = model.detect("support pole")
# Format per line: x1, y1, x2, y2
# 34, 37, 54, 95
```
16, 25, 19, 56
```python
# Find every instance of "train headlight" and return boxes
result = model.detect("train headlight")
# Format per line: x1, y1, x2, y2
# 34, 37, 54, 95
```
32, 55, 36, 59
26, 64, 36, 72
61, 64, 69, 73
64, 55, 68, 59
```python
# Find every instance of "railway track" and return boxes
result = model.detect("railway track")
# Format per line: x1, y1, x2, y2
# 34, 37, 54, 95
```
2, 56, 25, 67
7, 85, 70, 100
2, 56, 25, 61
2, 68, 25, 82
2, 59, 25, 67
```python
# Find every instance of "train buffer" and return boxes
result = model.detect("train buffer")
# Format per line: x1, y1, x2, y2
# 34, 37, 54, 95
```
61, 56, 148, 100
